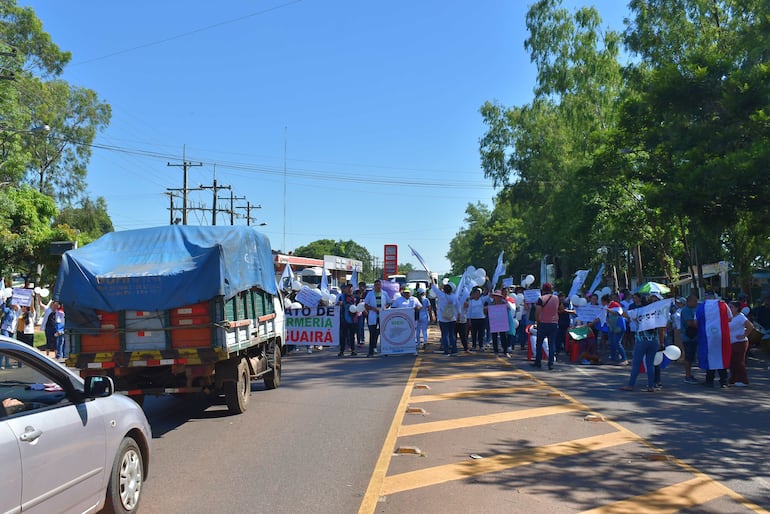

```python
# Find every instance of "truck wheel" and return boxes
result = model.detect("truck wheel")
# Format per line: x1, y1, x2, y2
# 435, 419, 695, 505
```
224, 358, 250, 414
264, 343, 282, 390
103, 436, 144, 513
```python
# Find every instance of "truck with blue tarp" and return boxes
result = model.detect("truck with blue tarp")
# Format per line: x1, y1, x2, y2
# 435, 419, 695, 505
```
56, 225, 285, 414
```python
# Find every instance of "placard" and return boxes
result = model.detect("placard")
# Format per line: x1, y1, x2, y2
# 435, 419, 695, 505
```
296, 286, 322, 307
380, 308, 417, 355
487, 303, 510, 333
502, 277, 513, 288
11, 288, 33, 307
284, 305, 339, 346
523, 289, 541, 304
575, 304, 604, 323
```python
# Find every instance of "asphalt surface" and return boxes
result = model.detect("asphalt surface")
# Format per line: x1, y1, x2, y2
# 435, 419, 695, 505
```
136, 336, 770, 514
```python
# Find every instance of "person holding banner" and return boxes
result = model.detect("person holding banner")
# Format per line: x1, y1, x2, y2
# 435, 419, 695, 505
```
620, 293, 667, 392
364, 280, 391, 357
431, 280, 459, 355
533, 283, 559, 370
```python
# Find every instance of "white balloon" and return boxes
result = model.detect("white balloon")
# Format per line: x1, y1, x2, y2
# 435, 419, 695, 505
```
515, 293, 525, 305
466, 265, 476, 276
442, 278, 450, 285
40, 287, 49, 297
520, 278, 527, 287
663, 345, 682, 361
577, 298, 588, 307
283, 297, 292, 309
654, 351, 664, 366
476, 268, 486, 280
601, 287, 612, 297
571, 295, 581, 305
356, 303, 366, 313
349, 305, 358, 313
290, 302, 303, 309
3, 287, 12, 298
525, 274, 535, 286
291, 279, 302, 291
34, 287, 41, 294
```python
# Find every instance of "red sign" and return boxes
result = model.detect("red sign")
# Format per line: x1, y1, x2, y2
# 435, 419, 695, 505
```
383, 244, 398, 279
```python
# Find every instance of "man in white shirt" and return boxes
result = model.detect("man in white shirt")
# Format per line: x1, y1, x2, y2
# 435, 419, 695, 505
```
364, 280, 391, 357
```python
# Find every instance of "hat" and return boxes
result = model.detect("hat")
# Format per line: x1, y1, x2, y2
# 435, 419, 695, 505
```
542, 283, 553, 292
402, 287, 411, 294
675, 297, 686, 304
491, 290, 504, 297
607, 301, 621, 310
416, 287, 425, 294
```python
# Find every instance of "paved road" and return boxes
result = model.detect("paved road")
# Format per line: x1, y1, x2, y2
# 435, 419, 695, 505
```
137, 341, 770, 513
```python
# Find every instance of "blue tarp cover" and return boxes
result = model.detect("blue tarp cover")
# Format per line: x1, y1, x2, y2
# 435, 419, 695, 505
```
54, 225, 277, 313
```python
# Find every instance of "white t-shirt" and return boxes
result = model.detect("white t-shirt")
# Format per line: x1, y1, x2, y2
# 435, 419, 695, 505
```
729, 312, 749, 343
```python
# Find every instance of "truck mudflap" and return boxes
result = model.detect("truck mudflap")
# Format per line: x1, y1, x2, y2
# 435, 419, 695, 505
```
67, 347, 228, 370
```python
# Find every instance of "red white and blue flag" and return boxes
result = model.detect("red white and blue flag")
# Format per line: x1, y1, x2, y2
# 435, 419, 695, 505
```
696, 299, 732, 370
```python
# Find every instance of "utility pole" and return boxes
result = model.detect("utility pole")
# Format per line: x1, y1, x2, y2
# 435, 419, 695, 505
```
236, 201, 262, 226
167, 146, 202, 225
219, 191, 245, 225
199, 179, 230, 226
163, 191, 179, 225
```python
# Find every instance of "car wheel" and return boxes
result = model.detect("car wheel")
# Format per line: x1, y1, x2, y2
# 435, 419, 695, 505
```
264, 343, 282, 390
104, 436, 143, 513
224, 357, 250, 414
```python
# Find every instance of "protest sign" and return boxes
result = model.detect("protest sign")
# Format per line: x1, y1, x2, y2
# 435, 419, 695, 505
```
285, 305, 339, 346
296, 286, 322, 308
502, 277, 513, 289
627, 299, 673, 332
380, 308, 417, 355
523, 289, 541, 304
575, 304, 604, 324
488, 303, 510, 333
11, 288, 33, 307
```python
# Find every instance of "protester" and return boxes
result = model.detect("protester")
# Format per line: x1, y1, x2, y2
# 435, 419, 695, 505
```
697, 298, 731, 388
680, 293, 700, 384
337, 283, 358, 357
533, 283, 558, 370
504, 290, 518, 358
431, 280, 459, 355
16, 305, 35, 347
620, 293, 666, 392
355, 281, 368, 347
488, 290, 509, 355
555, 292, 573, 358
364, 280, 391, 357
606, 301, 628, 365
456, 294, 469, 353
727, 301, 753, 387
415, 288, 431, 350
465, 287, 488, 351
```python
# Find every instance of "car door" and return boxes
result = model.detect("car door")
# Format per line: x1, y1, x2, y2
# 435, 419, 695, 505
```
0, 350, 108, 514
0, 421, 22, 513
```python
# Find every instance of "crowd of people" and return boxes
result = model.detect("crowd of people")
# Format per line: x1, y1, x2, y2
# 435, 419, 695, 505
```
320, 275, 769, 393
0, 294, 65, 368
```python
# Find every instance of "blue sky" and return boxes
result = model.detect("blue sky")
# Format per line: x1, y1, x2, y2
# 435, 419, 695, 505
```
22, 0, 628, 274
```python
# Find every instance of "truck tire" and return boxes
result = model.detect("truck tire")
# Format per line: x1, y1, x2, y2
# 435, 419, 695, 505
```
264, 343, 282, 390
103, 436, 144, 513
224, 358, 250, 414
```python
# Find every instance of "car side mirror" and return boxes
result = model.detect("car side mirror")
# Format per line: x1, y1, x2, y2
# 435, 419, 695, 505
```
84, 375, 114, 398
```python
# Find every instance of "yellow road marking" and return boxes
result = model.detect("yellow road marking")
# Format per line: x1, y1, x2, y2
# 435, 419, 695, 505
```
398, 404, 582, 437
409, 384, 543, 403
382, 430, 637, 495
579, 475, 754, 514
417, 369, 524, 382
358, 356, 422, 514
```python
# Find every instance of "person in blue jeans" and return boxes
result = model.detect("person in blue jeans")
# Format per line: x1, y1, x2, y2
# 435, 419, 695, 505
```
533, 283, 559, 370
621, 294, 666, 392
431, 281, 458, 355
606, 301, 628, 364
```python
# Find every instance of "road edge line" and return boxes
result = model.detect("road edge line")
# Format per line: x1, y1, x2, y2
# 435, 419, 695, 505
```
358, 355, 422, 514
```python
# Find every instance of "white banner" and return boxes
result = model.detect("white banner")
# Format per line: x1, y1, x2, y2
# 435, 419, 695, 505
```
296, 286, 322, 307
567, 269, 590, 299
627, 299, 673, 332
285, 305, 339, 346
380, 308, 417, 355
575, 304, 604, 324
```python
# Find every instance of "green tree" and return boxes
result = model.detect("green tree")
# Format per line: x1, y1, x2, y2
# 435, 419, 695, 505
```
0, 185, 56, 278
55, 196, 113, 242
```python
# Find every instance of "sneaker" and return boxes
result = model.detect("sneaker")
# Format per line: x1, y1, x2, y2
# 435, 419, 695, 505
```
505, 353, 512, 358
733, 382, 747, 387
654, 383, 663, 389
351, 352, 357, 356
684, 376, 699, 384
307, 347, 313, 353
337, 352, 344, 357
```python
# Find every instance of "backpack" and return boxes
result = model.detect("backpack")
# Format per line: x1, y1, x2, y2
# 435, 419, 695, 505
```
607, 311, 625, 333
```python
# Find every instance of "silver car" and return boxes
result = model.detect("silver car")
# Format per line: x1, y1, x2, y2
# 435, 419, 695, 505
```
0, 336, 151, 513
